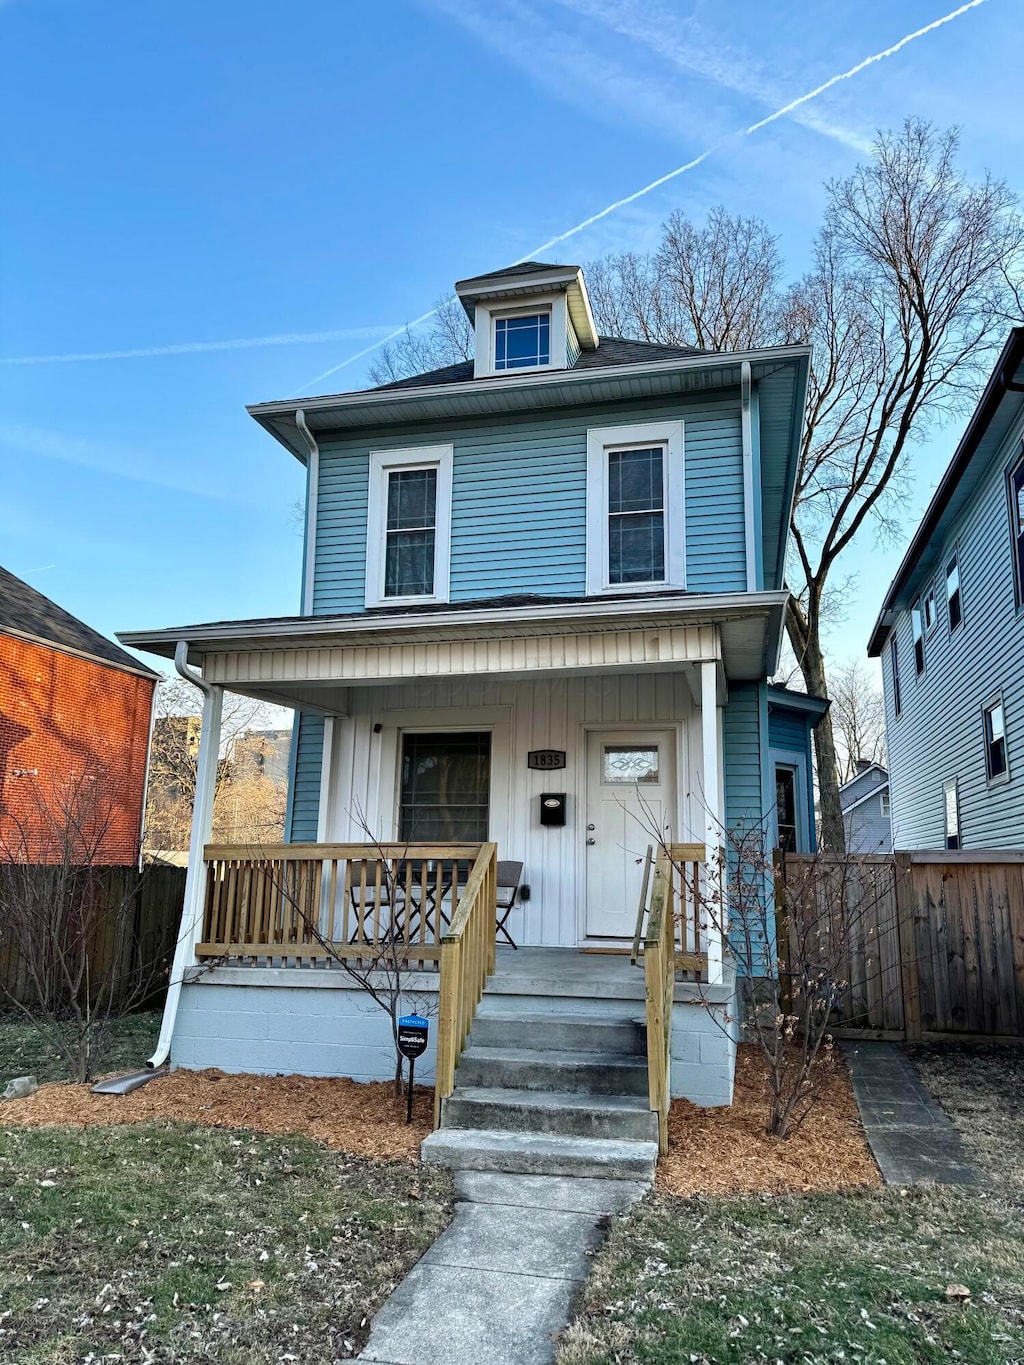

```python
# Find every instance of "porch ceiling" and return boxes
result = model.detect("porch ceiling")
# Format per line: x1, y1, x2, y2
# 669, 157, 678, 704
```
120, 592, 787, 702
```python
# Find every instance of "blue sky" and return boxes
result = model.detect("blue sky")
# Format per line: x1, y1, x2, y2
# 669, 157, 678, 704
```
2, 0, 1020, 683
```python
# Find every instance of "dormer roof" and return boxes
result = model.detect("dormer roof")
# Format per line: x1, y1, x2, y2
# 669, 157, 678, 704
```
455, 261, 599, 352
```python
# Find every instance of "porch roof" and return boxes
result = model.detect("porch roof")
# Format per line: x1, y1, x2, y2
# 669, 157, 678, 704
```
120, 590, 788, 710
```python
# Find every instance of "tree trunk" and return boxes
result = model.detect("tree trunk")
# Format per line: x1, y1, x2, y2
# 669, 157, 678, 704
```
785, 602, 847, 855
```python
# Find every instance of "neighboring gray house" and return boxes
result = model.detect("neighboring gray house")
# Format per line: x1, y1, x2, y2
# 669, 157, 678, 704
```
869, 328, 1024, 850
839, 761, 892, 854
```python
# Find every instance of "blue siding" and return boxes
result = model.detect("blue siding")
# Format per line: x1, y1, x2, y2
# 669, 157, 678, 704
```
287, 712, 324, 842
883, 405, 1024, 849
723, 682, 769, 974
311, 393, 746, 613
768, 704, 817, 851
844, 793, 892, 854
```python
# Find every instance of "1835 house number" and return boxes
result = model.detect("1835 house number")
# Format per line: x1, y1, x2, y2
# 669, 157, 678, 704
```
527, 750, 567, 770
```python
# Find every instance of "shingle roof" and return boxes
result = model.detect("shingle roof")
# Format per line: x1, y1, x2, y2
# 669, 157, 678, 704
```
456, 261, 575, 285
371, 335, 710, 392
0, 566, 160, 677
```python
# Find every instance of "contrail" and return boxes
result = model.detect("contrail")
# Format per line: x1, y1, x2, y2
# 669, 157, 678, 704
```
295, 0, 989, 395
0, 326, 395, 367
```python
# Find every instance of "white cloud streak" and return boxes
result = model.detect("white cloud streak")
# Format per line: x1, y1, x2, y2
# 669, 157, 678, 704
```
0, 325, 395, 367
296, 0, 989, 395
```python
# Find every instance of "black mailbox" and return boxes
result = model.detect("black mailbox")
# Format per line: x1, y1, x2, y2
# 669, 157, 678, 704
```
539, 792, 567, 826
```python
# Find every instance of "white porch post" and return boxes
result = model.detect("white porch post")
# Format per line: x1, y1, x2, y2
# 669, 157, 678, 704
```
147, 678, 223, 1067
700, 659, 725, 985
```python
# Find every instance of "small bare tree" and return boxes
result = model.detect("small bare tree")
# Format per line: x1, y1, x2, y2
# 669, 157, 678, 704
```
0, 773, 173, 1081
368, 295, 474, 387
828, 657, 888, 784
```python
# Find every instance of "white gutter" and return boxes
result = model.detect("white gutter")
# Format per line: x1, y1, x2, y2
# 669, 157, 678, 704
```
147, 641, 223, 1069
295, 409, 320, 616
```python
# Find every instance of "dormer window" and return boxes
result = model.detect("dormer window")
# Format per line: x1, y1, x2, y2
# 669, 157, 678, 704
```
494, 311, 550, 371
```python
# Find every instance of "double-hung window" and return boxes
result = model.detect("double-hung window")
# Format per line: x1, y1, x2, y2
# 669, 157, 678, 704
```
890, 635, 903, 718
1010, 454, 1024, 607
366, 446, 453, 607
983, 694, 1009, 784
946, 548, 963, 633
586, 422, 684, 594
911, 602, 925, 676
923, 586, 937, 634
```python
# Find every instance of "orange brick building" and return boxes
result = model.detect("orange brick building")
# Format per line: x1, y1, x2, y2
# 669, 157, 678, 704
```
0, 567, 159, 864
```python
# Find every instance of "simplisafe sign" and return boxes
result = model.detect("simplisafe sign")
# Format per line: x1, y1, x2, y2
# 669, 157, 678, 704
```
397, 1015, 429, 1060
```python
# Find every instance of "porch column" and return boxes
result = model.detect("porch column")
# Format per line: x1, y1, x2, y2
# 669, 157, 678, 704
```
700, 660, 725, 985
147, 679, 223, 1067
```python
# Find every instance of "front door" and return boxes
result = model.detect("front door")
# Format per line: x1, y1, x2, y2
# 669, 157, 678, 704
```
584, 729, 676, 939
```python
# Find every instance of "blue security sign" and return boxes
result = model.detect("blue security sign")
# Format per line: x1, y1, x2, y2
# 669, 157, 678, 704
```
397, 1015, 429, 1060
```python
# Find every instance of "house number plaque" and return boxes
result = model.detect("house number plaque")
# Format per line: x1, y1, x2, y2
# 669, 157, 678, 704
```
527, 749, 567, 770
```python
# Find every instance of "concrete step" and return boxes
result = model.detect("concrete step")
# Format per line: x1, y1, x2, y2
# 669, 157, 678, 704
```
455, 1045, 649, 1097
443, 1086, 658, 1141
420, 1127, 659, 1181
469, 1011, 641, 1056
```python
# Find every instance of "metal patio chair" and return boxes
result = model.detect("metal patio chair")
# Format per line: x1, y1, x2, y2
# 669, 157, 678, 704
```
495, 860, 524, 948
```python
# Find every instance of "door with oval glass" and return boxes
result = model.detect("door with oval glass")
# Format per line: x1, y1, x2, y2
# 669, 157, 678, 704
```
584, 729, 676, 939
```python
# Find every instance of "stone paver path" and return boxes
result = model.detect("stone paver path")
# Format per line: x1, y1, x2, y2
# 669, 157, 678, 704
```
842, 1041, 978, 1186
359, 1171, 646, 1365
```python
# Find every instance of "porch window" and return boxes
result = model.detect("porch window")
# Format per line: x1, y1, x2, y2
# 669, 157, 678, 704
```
399, 732, 491, 841
366, 445, 452, 607
775, 766, 798, 854
586, 421, 685, 594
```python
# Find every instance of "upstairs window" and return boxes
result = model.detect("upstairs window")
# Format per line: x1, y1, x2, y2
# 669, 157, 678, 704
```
923, 586, 937, 634
1010, 454, 1024, 607
911, 603, 925, 676
984, 694, 1008, 783
946, 548, 963, 633
494, 311, 550, 370
366, 445, 452, 608
586, 421, 684, 594
944, 777, 960, 850
890, 635, 902, 718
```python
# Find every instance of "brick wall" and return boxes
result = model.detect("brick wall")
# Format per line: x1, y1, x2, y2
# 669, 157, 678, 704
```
0, 633, 156, 864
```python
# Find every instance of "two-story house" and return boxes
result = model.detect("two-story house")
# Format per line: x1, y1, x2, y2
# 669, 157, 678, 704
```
122, 261, 815, 1175
869, 328, 1024, 851
839, 762, 892, 854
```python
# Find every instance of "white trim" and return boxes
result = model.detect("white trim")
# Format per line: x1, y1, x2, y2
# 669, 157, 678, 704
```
841, 783, 890, 815
585, 420, 685, 596
740, 361, 757, 591
473, 292, 568, 379
365, 444, 453, 609
838, 761, 889, 794
700, 659, 724, 984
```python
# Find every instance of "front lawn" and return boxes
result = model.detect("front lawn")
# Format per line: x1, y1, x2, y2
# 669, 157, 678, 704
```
558, 1187, 1024, 1364
0, 1120, 452, 1363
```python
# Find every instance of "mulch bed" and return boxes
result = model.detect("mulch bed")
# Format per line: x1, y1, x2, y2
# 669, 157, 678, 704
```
1, 1068, 433, 1159
658, 1044, 881, 1196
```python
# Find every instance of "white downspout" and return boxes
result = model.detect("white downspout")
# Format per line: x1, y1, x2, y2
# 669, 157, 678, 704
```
147, 641, 224, 1068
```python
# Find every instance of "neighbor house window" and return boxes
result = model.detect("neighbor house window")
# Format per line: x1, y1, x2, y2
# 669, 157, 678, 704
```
586, 421, 685, 594
984, 695, 1008, 783
923, 586, 937, 634
946, 548, 963, 633
944, 778, 960, 849
881, 789, 891, 819
399, 732, 491, 841
890, 635, 902, 718
912, 602, 925, 676
366, 445, 452, 607
493, 312, 550, 370
1010, 454, 1024, 607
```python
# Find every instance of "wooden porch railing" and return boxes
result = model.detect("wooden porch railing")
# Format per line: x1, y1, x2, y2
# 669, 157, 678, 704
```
434, 841, 498, 1125
198, 843, 482, 969
636, 843, 707, 1155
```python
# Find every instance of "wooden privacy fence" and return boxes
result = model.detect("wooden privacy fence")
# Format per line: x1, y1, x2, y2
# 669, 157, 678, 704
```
0, 863, 184, 1008
780, 849, 1024, 1041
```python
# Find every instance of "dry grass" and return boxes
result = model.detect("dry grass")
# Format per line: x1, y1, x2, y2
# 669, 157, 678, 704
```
2, 1068, 433, 1160
658, 1044, 881, 1197
909, 1041, 1024, 1191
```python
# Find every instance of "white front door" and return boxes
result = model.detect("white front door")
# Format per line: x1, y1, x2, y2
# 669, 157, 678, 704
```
584, 729, 676, 939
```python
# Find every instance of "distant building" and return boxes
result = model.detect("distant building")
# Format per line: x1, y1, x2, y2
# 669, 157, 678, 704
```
0, 566, 158, 864
229, 728, 292, 786
840, 761, 892, 854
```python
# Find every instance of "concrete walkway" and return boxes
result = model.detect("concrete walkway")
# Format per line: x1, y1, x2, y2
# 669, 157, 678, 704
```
359, 1171, 646, 1365
841, 1041, 978, 1186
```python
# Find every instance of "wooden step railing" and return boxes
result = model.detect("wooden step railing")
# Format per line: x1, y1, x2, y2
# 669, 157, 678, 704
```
640, 843, 707, 1155
198, 843, 481, 970
434, 842, 498, 1125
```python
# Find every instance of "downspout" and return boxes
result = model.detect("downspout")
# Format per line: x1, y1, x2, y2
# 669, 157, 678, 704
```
146, 641, 223, 1068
